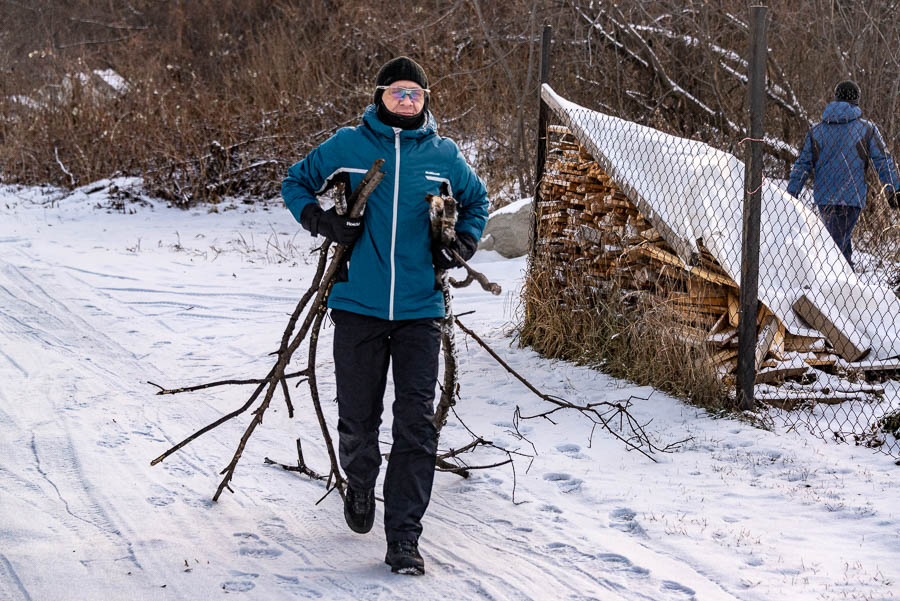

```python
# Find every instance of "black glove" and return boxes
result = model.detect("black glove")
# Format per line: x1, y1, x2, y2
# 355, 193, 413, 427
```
889, 189, 899, 210
432, 231, 477, 270
300, 205, 363, 245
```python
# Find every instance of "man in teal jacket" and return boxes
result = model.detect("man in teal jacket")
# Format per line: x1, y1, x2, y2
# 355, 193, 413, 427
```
282, 57, 488, 575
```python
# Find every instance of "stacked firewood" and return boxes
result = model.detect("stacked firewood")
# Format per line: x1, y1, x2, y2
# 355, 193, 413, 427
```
534, 126, 878, 400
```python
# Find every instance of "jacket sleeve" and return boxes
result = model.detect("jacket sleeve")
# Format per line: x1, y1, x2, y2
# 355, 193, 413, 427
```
786, 130, 814, 199
448, 142, 489, 241
281, 130, 348, 223
868, 125, 900, 194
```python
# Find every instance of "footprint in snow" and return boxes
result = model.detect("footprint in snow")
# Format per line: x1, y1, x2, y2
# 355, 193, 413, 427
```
596, 553, 650, 577
609, 507, 647, 538
221, 580, 255, 592
543, 472, 584, 494
555, 443, 585, 458
96, 433, 129, 449
660, 580, 696, 599
273, 575, 322, 598
234, 532, 282, 559
146, 496, 174, 507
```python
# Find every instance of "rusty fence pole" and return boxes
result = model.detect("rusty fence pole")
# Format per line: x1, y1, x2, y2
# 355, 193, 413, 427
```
737, 5, 768, 411
530, 24, 552, 258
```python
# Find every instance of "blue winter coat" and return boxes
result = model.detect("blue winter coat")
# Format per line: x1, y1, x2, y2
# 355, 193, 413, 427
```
282, 105, 489, 321
787, 101, 899, 208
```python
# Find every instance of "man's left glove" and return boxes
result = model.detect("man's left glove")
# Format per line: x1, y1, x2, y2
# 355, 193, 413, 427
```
888, 189, 899, 210
432, 231, 478, 270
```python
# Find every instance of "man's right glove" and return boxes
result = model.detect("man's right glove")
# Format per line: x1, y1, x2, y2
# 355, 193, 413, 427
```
300, 205, 363, 245
432, 231, 478, 270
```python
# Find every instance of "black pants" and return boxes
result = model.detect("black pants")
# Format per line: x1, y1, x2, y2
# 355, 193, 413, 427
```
331, 308, 441, 544
817, 204, 862, 266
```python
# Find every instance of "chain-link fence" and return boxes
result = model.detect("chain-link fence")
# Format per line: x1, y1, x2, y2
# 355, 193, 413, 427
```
523, 77, 900, 459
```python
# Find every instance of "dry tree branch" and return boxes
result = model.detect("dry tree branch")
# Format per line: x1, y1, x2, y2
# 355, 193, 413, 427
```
147, 370, 308, 395
264, 438, 329, 482
451, 250, 502, 295
578, 7, 797, 162
453, 317, 688, 461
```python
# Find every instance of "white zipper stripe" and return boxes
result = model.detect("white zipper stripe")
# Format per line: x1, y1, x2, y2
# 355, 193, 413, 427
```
314, 167, 368, 194
389, 129, 401, 321
424, 175, 453, 198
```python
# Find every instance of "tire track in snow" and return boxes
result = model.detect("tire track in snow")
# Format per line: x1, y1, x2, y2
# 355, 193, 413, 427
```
29, 431, 142, 570
0, 553, 33, 601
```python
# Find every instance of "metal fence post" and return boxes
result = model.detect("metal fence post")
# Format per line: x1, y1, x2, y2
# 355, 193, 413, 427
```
737, 6, 767, 411
531, 24, 552, 258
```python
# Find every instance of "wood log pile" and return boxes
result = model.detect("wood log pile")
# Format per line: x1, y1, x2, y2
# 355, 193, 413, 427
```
535, 126, 894, 406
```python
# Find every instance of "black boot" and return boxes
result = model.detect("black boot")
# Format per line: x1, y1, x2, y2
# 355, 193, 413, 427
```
385, 540, 425, 575
343, 487, 375, 534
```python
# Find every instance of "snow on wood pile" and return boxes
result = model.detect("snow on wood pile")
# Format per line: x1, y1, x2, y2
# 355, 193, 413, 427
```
540, 85, 900, 363
535, 126, 894, 405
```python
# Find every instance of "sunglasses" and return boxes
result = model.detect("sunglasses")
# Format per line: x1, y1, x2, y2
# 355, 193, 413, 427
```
377, 85, 430, 103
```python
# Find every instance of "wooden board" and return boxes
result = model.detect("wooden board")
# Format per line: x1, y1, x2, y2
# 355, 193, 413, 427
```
792, 294, 871, 362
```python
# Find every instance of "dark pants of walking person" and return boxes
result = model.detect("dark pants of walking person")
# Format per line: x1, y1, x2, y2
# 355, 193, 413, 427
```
331, 308, 441, 544
817, 204, 862, 266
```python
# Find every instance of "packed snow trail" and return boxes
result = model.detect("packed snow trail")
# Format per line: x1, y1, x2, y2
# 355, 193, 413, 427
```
0, 183, 897, 601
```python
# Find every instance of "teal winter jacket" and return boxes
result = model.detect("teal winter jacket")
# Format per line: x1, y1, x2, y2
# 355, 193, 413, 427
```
282, 105, 489, 321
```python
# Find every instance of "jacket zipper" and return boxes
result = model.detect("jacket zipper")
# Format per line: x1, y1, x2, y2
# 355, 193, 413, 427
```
389, 128, 401, 320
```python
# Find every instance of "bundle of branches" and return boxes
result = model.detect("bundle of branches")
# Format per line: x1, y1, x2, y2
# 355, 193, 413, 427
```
149, 159, 386, 501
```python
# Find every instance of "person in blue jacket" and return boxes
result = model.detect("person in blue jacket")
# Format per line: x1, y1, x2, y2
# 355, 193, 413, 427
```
282, 56, 488, 575
787, 80, 899, 267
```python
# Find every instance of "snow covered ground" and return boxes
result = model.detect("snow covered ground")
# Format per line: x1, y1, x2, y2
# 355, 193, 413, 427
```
1, 180, 897, 601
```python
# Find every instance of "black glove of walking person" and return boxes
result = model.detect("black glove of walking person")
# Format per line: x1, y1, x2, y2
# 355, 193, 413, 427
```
889, 189, 899, 210
432, 231, 478, 270
300, 205, 363, 245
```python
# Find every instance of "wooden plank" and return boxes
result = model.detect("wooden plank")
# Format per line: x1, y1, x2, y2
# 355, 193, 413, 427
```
727, 293, 739, 327
792, 294, 871, 362
853, 359, 900, 372
688, 265, 738, 288
755, 391, 861, 410
771, 321, 785, 360
754, 365, 809, 384
707, 312, 728, 337
784, 333, 824, 352
754, 316, 779, 371
711, 348, 738, 365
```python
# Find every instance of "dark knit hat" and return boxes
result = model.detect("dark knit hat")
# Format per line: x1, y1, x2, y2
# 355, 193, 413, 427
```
373, 56, 428, 104
834, 80, 860, 105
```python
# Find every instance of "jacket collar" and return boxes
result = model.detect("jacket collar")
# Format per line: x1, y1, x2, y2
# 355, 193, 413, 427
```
361, 104, 437, 140
821, 101, 862, 124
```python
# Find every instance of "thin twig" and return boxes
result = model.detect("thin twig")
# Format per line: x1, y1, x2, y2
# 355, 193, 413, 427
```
147, 370, 308, 395
454, 317, 686, 460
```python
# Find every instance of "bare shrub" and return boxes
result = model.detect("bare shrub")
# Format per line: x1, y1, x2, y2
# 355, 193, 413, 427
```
0, 1, 897, 211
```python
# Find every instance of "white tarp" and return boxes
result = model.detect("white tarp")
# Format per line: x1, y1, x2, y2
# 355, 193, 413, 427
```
542, 84, 900, 360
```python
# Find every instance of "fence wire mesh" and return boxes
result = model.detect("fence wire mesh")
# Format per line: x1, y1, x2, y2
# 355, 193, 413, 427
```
523, 85, 900, 459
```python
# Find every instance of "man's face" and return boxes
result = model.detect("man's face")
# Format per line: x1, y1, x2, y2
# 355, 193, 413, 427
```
381, 79, 427, 116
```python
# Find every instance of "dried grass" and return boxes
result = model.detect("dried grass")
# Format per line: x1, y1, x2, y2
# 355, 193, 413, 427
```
517, 259, 730, 410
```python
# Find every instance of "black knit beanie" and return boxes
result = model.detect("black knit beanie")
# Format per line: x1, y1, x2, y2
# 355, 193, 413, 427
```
834, 80, 860, 105
374, 56, 429, 129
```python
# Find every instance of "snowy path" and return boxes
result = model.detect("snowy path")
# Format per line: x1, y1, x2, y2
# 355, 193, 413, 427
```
0, 183, 897, 601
